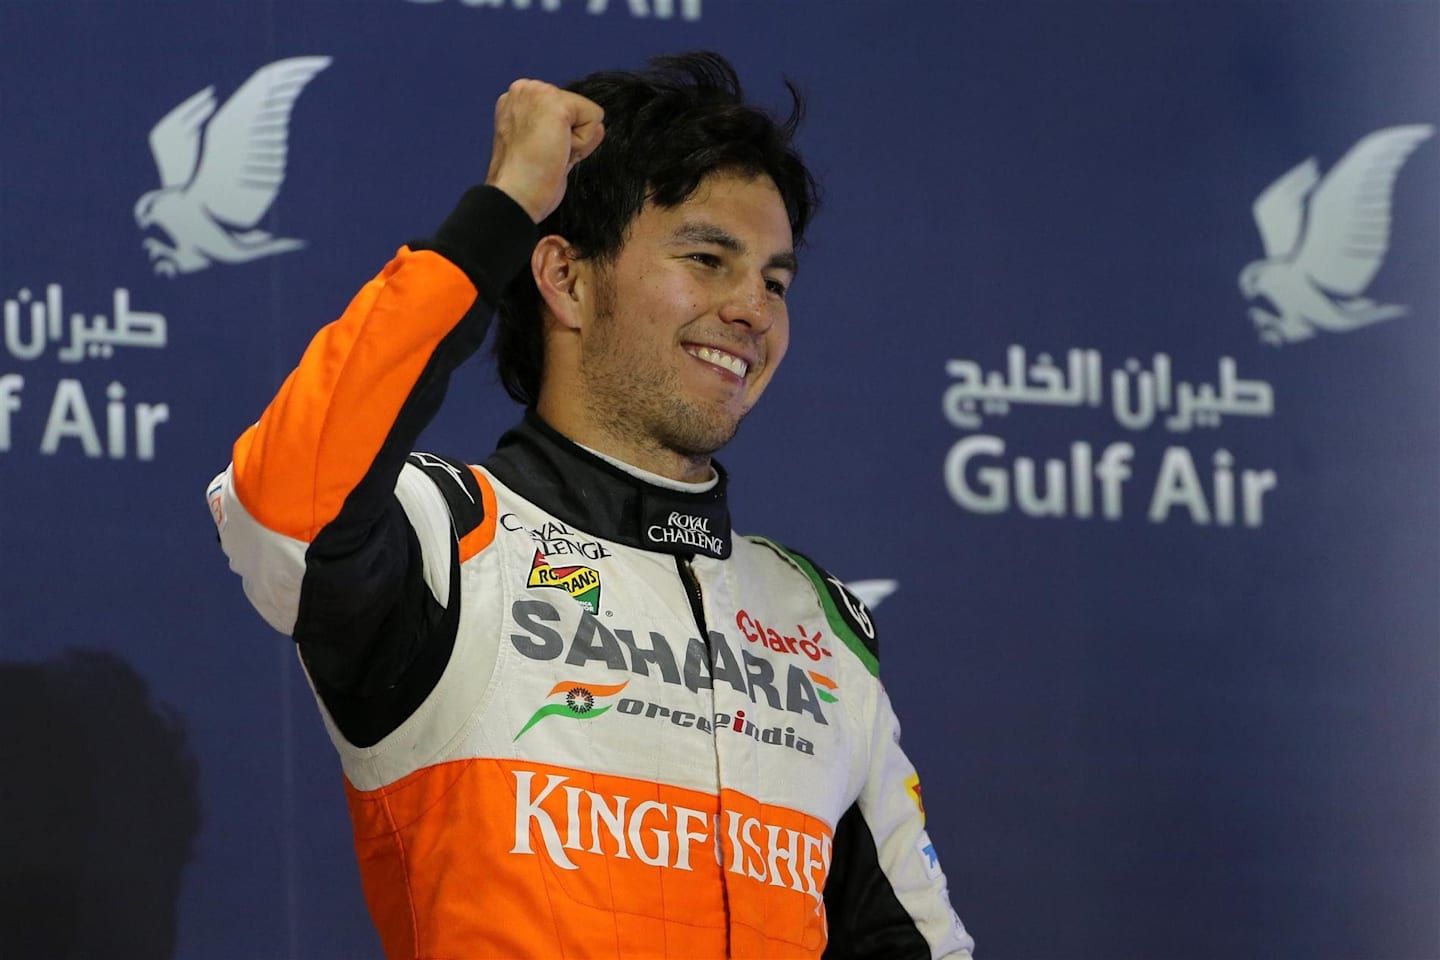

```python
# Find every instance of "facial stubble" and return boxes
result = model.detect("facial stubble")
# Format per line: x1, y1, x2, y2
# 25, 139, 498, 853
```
580, 273, 748, 465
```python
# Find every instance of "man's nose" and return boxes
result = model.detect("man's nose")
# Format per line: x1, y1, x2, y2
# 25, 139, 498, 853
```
717, 274, 774, 333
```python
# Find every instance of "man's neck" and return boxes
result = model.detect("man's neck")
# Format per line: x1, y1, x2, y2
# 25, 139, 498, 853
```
535, 396, 715, 484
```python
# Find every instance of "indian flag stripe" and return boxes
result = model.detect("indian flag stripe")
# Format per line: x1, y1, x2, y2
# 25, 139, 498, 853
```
546, 679, 629, 697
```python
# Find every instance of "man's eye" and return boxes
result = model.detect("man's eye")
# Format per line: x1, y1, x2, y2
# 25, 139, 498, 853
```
689, 253, 721, 267
765, 279, 788, 299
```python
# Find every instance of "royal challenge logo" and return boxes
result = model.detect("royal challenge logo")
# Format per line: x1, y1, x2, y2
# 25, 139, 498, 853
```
1241, 125, 1433, 345
137, 57, 331, 276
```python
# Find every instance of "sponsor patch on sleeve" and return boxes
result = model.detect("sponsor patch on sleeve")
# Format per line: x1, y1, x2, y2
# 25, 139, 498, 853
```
206, 474, 226, 532
916, 832, 944, 881
905, 772, 926, 826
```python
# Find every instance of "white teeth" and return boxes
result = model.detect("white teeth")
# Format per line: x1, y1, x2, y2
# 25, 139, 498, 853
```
688, 346, 748, 378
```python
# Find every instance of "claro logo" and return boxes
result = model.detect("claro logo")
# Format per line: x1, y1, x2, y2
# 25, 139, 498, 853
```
735, 610, 832, 663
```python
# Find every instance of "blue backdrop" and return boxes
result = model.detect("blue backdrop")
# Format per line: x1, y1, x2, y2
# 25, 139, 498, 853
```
1, 1, 1436, 957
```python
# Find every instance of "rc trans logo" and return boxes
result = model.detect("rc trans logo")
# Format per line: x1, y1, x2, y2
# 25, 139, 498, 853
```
527, 550, 602, 613
514, 680, 629, 740
137, 57, 331, 276
1240, 125, 1433, 344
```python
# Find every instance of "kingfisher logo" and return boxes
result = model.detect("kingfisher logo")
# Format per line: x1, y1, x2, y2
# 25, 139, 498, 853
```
514, 680, 629, 741
137, 57, 331, 276
509, 772, 833, 904
527, 550, 602, 613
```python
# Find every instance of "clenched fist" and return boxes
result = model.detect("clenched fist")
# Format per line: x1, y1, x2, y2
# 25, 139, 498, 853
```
486, 79, 605, 223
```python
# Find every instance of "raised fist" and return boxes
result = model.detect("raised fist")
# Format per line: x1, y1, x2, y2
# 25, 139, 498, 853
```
486, 79, 605, 223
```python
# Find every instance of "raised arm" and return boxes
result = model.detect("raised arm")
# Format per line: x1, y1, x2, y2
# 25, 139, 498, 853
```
207, 81, 603, 744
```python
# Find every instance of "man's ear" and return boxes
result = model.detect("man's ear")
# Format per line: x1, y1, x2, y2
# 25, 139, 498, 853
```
533, 235, 587, 331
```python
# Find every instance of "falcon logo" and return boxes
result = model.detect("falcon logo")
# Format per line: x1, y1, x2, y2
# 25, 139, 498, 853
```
527, 550, 602, 613
1240, 125, 1433, 345
137, 57, 331, 276
513, 680, 629, 741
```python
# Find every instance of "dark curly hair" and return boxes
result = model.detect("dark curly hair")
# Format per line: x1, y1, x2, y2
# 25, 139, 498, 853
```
493, 51, 821, 406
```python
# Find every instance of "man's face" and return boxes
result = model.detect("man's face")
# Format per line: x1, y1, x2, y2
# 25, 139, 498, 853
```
577, 171, 796, 461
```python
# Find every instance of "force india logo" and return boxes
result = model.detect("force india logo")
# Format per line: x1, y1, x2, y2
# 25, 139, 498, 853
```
513, 680, 630, 741
527, 550, 602, 613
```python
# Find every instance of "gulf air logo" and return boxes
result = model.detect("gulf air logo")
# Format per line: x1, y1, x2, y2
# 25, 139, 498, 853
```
809, 671, 838, 704
527, 549, 602, 613
513, 680, 629, 741
1240, 125, 1432, 344
905, 772, 926, 826
138, 57, 331, 276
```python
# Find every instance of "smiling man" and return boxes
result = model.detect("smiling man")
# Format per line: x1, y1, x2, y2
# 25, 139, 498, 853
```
208, 53, 974, 960
536, 171, 796, 480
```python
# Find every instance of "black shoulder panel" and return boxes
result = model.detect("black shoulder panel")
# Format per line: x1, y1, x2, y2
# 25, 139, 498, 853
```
302, 522, 460, 748
822, 802, 932, 959
296, 453, 484, 748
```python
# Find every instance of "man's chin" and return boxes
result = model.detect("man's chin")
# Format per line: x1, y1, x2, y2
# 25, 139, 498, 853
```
661, 412, 744, 461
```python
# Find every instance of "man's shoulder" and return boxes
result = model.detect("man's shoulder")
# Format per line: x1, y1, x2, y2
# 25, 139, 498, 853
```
403, 451, 491, 539
736, 535, 882, 677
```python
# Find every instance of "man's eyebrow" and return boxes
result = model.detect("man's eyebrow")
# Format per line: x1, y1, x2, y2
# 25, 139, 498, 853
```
672, 221, 743, 252
670, 221, 799, 275
768, 250, 799, 277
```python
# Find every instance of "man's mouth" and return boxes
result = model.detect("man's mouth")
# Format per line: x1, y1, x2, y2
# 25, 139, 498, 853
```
684, 344, 750, 379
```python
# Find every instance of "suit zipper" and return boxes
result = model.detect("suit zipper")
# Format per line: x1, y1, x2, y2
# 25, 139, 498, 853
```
675, 555, 708, 637
678, 553, 730, 951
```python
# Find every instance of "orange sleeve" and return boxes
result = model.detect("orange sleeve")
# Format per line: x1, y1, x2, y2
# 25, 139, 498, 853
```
230, 183, 538, 542
232, 247, 477, 541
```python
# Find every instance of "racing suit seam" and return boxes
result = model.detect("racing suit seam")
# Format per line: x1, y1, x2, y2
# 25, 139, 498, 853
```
374, 785, 422, 956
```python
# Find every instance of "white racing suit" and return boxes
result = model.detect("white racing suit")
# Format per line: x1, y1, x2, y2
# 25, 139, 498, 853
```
208, 184, 975, 960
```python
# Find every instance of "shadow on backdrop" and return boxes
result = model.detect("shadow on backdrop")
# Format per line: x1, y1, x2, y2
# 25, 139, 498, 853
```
0, 650, 201, 959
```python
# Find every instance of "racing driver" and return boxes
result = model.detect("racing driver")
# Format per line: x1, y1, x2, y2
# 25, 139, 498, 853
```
207, 52, 975, 960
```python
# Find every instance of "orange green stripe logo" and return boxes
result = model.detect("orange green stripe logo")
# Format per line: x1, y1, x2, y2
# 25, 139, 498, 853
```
808, 670, 839, 704
514, 680, 629, 741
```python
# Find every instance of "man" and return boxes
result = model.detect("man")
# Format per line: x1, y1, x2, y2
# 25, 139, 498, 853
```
209, 52, 974, 960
